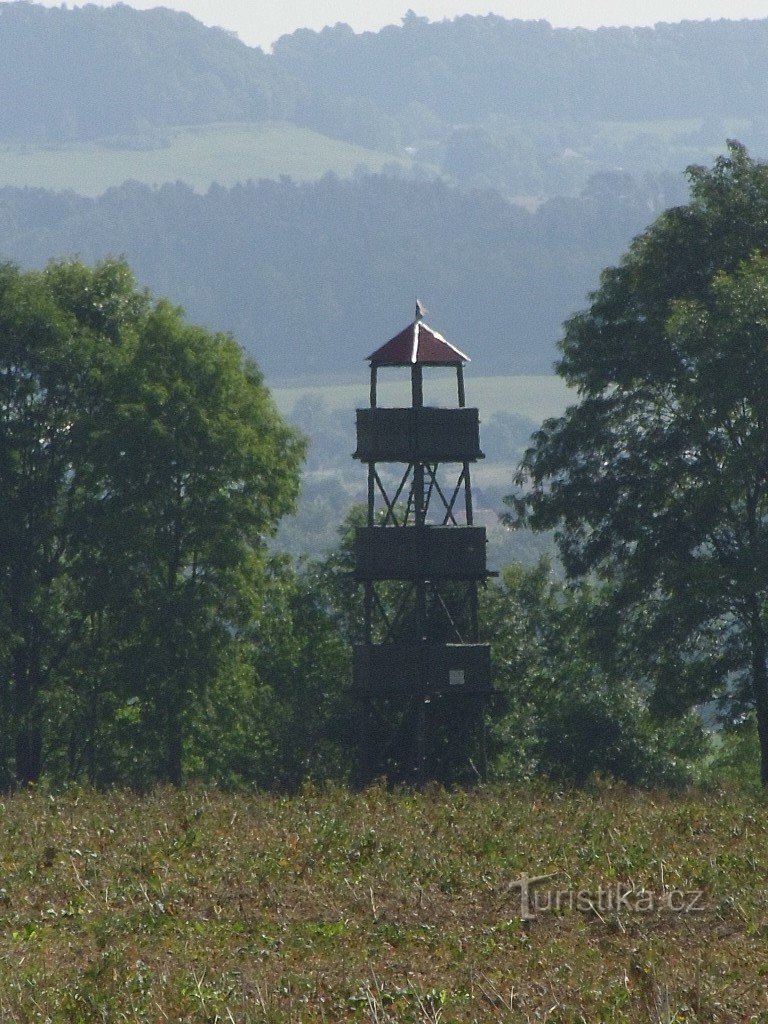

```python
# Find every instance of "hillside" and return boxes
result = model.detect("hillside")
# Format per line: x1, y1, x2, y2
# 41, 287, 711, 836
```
0, 122, 415, 196
265, 15, 768, 195
0, 784, 764, 1021
273, 15, 768, 124
0, 1, 289, 143
0, 3, 762, 471
0, 171, 686, 380
2, 6, 768, 197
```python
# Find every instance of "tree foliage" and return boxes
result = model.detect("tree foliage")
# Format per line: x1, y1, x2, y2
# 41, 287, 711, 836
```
9, 5, 768, 149
0, 3, 290, 143
4, 4, 767, 198
272, 15, 768, 129
511, 143, 768, 784
482, 562, 703, 785
0, 258, 305, 786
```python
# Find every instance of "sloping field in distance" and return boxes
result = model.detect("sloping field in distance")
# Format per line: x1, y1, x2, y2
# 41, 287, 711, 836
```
272, 373, 573, 425
0, 121, 414, 196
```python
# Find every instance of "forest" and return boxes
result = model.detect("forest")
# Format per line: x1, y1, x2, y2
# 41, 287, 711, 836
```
2, 6, 767, 383
5, 146, 768, 793
2, 8, 768, 792
3, 4, 768, 182
0, 171, 686, 380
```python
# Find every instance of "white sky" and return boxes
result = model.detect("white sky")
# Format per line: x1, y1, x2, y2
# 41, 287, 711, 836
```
7, 0, 768, 49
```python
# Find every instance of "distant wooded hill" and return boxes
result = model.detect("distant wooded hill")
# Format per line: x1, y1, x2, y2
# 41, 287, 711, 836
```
0, 171, 687, 379
1, 6, 768, 200
2, 4, 768, 198
0, 4, 762, 379
0, 3, 292, 143
5, 5, 768, 142
274, 14, 768, 126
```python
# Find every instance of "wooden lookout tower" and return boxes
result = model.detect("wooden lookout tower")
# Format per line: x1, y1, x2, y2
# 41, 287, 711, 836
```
352, 305, 493, 783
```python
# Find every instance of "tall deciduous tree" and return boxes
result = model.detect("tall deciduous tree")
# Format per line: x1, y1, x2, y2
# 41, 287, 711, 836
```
0, 258, 305, 785
510, 143, 768, 785
85, 298, 305, 784
0, 261, 114, 784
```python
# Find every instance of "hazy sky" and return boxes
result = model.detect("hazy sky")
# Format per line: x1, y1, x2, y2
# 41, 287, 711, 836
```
8, 0, 768, 49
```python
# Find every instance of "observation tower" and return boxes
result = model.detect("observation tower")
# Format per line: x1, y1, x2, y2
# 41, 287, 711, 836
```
352, 305, 493, 782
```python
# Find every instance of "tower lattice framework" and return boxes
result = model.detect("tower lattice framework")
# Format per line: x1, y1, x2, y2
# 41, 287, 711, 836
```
352, 307, 493, 783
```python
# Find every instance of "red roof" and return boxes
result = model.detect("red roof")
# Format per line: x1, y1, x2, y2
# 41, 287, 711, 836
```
367, 319, 470, 366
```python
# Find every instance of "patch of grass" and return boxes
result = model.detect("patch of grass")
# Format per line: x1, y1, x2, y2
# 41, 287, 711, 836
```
0, 782, 765, 1021
0, 121, 417, 196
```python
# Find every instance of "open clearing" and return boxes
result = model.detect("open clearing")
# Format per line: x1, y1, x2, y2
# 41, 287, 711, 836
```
0, 783, 765, 1021
0, 117, 747, 199
0, 121, 414, 196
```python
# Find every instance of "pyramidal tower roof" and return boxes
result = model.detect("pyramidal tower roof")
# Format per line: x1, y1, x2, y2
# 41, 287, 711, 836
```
367, 306, 470, 367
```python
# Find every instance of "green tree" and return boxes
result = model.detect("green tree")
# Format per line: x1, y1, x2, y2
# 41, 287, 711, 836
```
0, 261, 121, 784
482, 562, 703, 785
244, 554, 352, 790
76, 277, 305, 785
510, 143, 768, 785
0, 258, 305, 785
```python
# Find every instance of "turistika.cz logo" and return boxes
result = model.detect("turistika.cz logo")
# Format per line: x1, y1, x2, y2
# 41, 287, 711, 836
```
508, 873, 706, 921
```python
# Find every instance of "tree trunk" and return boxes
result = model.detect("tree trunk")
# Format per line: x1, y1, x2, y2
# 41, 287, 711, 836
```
748, 603, 768, 786
12, 642, 43, 785
163, 700, 184, 786
15, 726, 43, 785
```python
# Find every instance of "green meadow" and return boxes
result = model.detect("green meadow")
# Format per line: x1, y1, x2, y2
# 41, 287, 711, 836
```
0, 121, 414, 196
0, 118, 744, 199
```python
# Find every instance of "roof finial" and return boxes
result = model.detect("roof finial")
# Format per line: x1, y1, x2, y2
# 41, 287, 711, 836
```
415, 298, 427, 322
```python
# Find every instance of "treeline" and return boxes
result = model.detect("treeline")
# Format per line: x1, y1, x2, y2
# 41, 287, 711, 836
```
5, 5, 768, 145
4, 5, 768, 199
0, 259, 304, 788
0, 3, 292, 144
274, 15, 768, 193
0, 171, 686, 379
0, 255, 744, 791
275, 14, 768, 131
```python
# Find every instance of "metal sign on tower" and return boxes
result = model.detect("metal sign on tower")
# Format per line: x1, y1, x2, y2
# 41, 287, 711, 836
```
352, 304, 493, 783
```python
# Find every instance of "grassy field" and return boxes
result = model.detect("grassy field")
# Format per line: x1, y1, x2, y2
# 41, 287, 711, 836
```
0, 117, 739, 199
272, 374, 573, 425
0, 121, 415, 196
0, 782, 765, 1022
